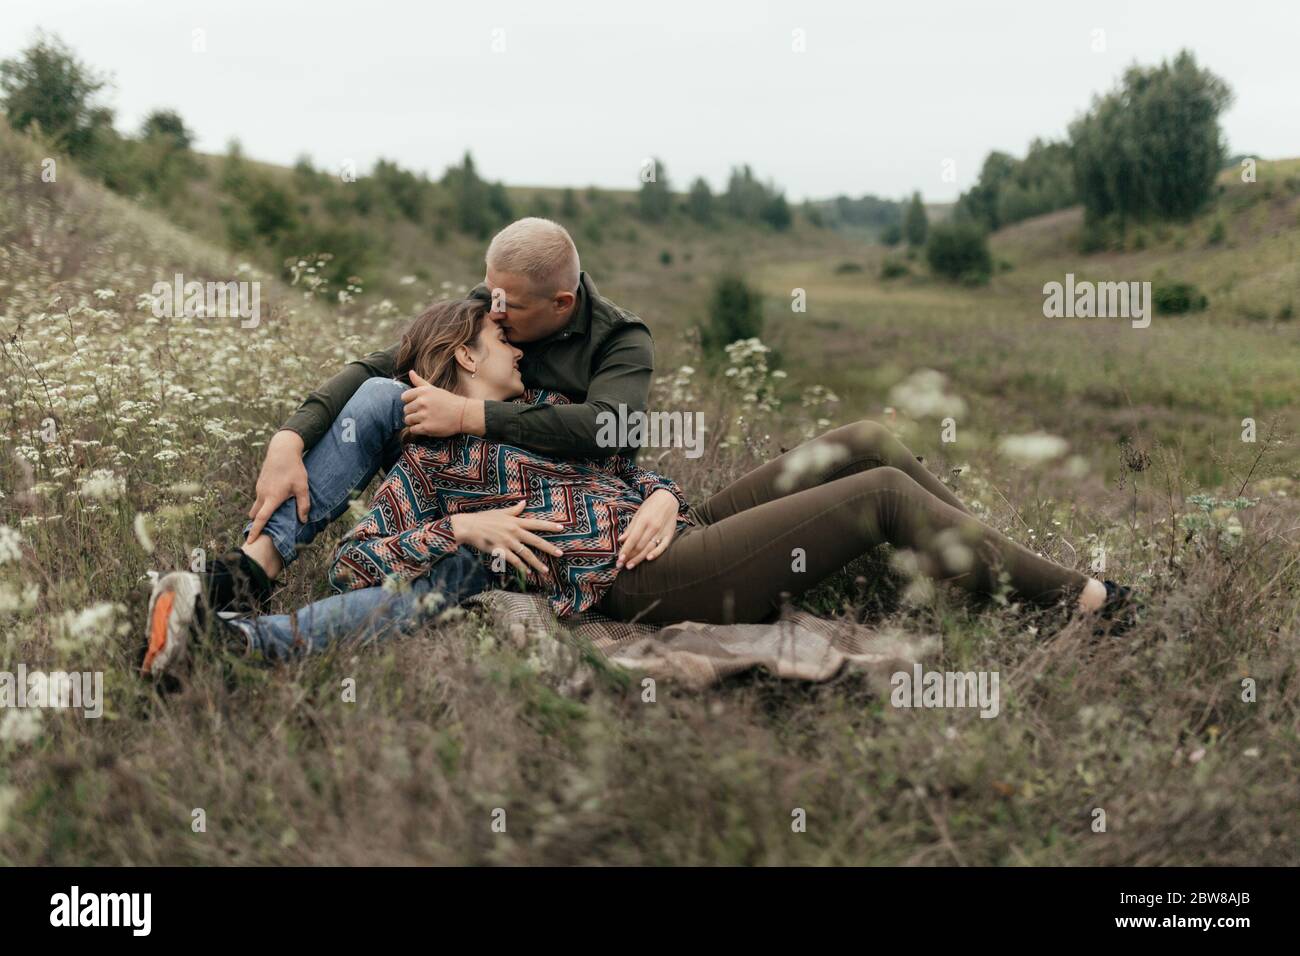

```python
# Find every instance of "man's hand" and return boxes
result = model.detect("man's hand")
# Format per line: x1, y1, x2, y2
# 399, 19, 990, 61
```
247, 430, 309, 542
450, 501, 564, 577
617, 488, 679, 570
402, 370, 472, 437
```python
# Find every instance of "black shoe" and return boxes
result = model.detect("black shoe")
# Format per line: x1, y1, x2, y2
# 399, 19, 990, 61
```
203, 550, 275, 614
1094, 580, 1140, 636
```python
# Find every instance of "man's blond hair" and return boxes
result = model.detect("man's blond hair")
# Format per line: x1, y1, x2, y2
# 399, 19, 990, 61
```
485, 217, 580, 297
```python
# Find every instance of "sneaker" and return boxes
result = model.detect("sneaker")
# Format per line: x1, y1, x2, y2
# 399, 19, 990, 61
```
203, 550, 275, 614
141, 571, 252, 678
142, 571, 204, 678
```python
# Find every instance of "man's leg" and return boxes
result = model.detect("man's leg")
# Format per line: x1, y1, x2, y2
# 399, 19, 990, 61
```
202, 378, 407, 612
246, 377, 407, 567
229, 547, 489, 661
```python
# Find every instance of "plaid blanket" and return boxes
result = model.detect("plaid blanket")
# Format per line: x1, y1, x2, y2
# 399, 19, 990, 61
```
463, 590, 938, 689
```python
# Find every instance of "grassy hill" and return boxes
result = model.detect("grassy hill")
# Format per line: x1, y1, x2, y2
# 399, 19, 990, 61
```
2, 120, 1298, 865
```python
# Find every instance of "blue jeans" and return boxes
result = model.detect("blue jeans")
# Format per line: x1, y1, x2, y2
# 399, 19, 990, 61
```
246, 377, 410, 565
238, 376, 489, 657
228, 551, 490, 659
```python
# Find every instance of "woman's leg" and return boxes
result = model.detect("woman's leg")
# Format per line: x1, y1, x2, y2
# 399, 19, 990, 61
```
229, 546, 489, 660
693, 419, 968, 525
603, 466, 1088, 625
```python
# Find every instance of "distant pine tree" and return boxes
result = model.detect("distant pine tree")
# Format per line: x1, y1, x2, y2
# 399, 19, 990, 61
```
638, 156, 672, 222
904, 192, 928, 246
561, 187, 580, 220
687, 176, 714, 223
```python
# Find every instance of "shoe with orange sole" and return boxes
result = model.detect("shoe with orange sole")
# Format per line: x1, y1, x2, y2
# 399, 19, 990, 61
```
141, 571, 205, 678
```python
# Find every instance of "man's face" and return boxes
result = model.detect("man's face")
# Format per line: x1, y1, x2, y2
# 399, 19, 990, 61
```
484, 269, 573, 344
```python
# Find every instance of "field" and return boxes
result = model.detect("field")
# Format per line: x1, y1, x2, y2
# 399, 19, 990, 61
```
2, 123, 1298, 865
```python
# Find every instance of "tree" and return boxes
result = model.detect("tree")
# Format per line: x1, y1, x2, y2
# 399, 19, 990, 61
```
955, 151, 1017, 230
443, 152, 492, 237
904, 192, 928, 246
560, 187, 580, 220
760, 192, 792, 230
686, 176, 714, 223
140, 109, 193, 150
956, 142, 1076, 232
723, 165, 768, 221
1069, 50, 1231, 222
487, 180, 514, 225
638, 156, 672, 222
0, 32, 113, 157
372, 158, 431, 222
134, 109, 199, 201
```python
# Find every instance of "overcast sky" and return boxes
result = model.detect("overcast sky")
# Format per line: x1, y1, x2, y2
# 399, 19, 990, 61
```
5, 0, 1297, 202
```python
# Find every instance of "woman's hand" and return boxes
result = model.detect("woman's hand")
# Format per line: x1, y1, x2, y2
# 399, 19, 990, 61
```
450, 501, 564, 577
618, 488, 679, 570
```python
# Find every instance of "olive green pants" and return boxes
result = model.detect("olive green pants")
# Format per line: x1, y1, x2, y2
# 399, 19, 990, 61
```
600, 420, 1089, 624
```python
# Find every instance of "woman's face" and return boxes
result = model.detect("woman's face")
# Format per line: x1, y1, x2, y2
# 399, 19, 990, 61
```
467, 323, 525, 399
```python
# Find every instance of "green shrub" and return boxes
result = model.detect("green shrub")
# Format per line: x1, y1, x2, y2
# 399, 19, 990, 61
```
699, 273, 763, 353
925, 222, 992, 283
1152, 280, 1208, 314
880, 258, 909, 280
833, 261, 863, 274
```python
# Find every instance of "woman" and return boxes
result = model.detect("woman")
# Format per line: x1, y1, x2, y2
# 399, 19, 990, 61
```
142, 298, 1125, 677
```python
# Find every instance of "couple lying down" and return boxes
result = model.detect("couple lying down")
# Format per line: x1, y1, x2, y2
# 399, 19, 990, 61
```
141, 226, 1130, 678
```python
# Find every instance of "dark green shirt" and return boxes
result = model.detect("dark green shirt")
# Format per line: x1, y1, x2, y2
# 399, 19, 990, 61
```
280, 272, 654, 460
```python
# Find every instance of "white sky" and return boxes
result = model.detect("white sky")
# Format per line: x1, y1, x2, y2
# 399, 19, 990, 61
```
4, 0, 1297, 202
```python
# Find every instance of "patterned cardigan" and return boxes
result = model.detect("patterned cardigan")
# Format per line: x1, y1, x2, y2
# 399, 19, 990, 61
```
329, 388, 694, 616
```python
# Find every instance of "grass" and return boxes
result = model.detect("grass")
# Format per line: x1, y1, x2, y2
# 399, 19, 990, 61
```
1, 124, 1298, 865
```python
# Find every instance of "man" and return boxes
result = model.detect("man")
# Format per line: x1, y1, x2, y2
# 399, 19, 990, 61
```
150, 218, 667, 648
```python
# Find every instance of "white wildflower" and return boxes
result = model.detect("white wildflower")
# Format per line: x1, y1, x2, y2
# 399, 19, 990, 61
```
54, 602, 122, 651
133, 513, 155, 554
0, 709, 42, 745
998, 432, 1069, 466
0, 525, 22, 564
888, 368, 967, 420
0, 581, 39, 614
776, 442, 850, 492
77, 469, 125, 500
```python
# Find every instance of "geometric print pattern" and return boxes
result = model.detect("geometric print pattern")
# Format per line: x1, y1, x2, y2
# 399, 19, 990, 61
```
329, 388, 693, 616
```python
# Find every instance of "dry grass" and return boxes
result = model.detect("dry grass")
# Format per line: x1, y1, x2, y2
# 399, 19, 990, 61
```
1, 126, 1298, 865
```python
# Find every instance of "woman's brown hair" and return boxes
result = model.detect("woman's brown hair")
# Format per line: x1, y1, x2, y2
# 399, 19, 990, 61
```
393, 297, 489, 442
